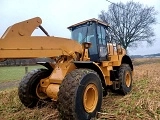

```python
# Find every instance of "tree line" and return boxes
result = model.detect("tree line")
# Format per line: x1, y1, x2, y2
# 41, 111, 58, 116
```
0, 58, 53, 66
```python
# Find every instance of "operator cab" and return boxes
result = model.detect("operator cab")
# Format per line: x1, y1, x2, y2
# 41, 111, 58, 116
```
68, 18, 109, 62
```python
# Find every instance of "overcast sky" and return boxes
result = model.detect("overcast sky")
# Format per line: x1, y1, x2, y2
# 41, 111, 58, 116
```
0, 0, 159, 55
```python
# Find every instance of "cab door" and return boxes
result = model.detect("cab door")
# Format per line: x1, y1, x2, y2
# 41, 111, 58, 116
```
97, 25, 108, 61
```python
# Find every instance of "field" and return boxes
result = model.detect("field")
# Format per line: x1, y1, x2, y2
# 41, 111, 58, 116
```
0, 65, 44, 82
0, 58, 160, 120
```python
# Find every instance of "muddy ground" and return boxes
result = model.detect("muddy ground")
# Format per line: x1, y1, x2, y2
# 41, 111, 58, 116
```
0, 80, 20, 91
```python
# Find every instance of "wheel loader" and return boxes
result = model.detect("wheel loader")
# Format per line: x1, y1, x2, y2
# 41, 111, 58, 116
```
0, 17, 133, 120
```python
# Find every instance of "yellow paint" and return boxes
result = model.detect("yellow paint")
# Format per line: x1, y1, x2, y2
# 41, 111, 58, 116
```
46, 84, 60, 101
83, 84, 98, 113
0, 17, 130, 101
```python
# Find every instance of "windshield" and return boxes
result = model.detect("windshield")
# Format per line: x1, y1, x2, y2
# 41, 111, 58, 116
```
71, 23, 95, 43
71, 23, 98, 59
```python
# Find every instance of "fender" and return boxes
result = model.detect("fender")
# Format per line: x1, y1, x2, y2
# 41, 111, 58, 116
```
122, 55, 133, 71
73, 61, 106, 88
37, 62, 53, 71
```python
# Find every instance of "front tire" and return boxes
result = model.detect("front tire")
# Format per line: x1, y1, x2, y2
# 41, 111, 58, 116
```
57, 69, 103, 120
18, 68, 51, 108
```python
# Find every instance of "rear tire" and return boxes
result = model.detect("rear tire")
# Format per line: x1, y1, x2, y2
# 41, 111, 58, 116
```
18, 68, 51, 108
118, 64, 133, 95
57, 69, 103, 120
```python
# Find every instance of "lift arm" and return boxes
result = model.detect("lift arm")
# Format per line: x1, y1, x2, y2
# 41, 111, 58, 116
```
0, 17, 82, 61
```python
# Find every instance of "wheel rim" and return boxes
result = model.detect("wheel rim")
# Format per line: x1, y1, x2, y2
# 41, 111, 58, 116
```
36, 83, 48, 99
125, 71, 131, 87
83, 83, 98, 113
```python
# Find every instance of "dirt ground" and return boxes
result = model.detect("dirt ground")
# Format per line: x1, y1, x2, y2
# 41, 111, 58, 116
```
0, 80, 119, 119
0, 80, 20, 91
1, 59, 160, 119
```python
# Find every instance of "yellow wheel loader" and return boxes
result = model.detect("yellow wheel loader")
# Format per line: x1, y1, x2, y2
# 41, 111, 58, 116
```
0, 17, 133, 120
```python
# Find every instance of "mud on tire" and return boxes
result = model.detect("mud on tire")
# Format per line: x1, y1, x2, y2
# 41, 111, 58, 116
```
57, 69, 103, 120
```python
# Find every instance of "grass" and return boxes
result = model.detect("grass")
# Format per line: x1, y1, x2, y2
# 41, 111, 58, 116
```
132, 57, 160, 66
0, 89, 59, 120
0, 58, 160, 119
0, 65, 44, 82
100, 61, 160, 120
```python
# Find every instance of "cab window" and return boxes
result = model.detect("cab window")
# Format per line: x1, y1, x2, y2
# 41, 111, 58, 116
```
97, 25, 107, 45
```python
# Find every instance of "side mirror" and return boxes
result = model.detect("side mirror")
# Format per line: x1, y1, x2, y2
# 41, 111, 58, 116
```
82, 42, 92, 49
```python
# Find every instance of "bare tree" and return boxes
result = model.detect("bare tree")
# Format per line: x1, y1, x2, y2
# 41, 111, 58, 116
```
99, 1, 157, 50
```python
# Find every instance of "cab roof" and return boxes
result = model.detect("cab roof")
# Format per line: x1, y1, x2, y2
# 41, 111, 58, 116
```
67, 18, 109, 29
